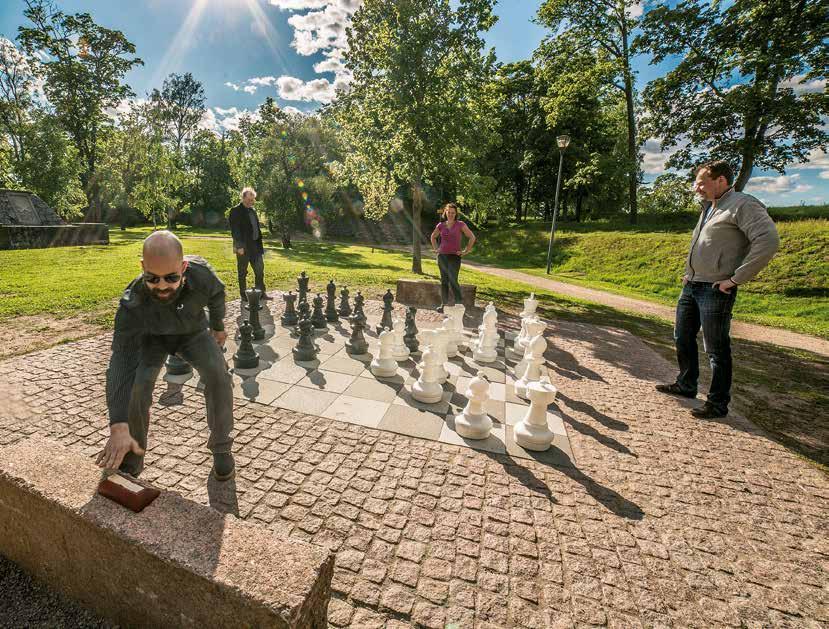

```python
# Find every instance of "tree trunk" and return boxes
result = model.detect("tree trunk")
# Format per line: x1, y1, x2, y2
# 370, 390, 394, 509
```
411, 178, 423, 274
575, 193, 583, 222
621, 18, 639, 225
514, 175, 524, 222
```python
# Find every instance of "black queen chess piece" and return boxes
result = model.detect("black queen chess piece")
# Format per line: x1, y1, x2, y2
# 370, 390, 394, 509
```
245, 288, 266, 340
353, 291, 365, 320
338, 286, 352, 318
297, 270, 310, 305
292, 313, 318, 361
311, 293, 327, 329
281, 291, 298, 326
325, 279, 339, 322
165, 353, 192, 377
377, 289, 394, 334
233, 321, 259, 370
346, 311, 369, 355
404, 306, 419, 353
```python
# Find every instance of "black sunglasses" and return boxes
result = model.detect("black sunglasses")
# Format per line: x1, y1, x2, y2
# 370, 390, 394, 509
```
143, 272, 182, 285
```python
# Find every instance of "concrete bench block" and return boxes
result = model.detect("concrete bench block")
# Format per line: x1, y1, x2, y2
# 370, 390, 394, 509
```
396, 278, 476, 309
0, 436, 334, 628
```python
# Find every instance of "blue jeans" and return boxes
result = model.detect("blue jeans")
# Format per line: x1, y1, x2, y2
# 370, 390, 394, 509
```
437, 254, 462, 305
674, 282, 737, 413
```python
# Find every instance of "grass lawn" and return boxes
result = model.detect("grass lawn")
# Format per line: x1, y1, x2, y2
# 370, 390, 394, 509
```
469, 217, 829, 339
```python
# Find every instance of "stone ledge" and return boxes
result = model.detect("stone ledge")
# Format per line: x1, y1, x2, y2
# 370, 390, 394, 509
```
0, 436, 334, 628
395, 278, 476, 309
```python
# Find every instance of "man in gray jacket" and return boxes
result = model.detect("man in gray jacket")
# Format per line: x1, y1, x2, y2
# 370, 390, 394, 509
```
656, 161, 780, 418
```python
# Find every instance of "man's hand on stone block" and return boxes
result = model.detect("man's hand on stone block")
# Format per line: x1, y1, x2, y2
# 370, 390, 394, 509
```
96, 423, 144, 471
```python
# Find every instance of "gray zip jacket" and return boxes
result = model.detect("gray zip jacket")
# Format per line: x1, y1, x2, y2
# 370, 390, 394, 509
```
105, 255, 225, 424
684, 189, 780, 285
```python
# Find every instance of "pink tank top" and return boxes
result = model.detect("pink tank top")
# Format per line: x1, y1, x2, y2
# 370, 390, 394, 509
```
436, 220, 465, 254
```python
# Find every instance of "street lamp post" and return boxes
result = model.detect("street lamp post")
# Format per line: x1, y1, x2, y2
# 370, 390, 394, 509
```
545, 134, 570, 275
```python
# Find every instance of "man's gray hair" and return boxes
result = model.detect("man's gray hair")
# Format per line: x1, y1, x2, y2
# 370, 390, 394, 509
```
241, 187, 257, 200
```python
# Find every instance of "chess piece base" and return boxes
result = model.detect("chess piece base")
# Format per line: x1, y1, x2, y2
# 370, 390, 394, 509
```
370, 358, 397, 377
455, 412, 492, 440
164, 371, 193, 384
411, 381, 443, 403
513, 420, 554, 451
393, 348, 410, 362
292, 346, 317, 362
473, 348, 498, 363
346, 341, 369, 355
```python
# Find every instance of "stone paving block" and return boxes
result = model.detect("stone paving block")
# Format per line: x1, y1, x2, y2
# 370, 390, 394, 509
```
378, 405, 445, 441
344, 377, 403, 402
322, 395, 390, 428
275, 387, 339, 416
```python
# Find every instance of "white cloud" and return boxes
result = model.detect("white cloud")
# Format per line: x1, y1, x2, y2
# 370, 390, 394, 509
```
626, 1, 644, 18
641, 138, 681, 175
818, 171, 829, 180
225, 81, 241, 91
283, 106, 305, 116
243, 85, 258, 94
788, 148, 829, 180
745, 174, 812, 195
276, 75, 336, 103
778, 75, 827, 94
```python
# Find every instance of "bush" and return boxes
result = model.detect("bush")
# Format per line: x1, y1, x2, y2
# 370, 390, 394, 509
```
640, 174, 699, 215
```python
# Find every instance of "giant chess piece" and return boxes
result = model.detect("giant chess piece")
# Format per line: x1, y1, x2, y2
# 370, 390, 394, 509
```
297, 270, 310, 305
514, 318, 546, 381
296, 299, 311, 334
353, 291, 366, 320
455, 372, 492, 439
325, 279, 339, 322
516, 293, 540, 354
411, 346, 443, 403
311, 293, 327, 330
515, 332, 547, 399
164, 353, 193, 384
473, 302, 499, 363
448, 304, 467, 350
514, 375, 558, 451
346, 312, 369, 355
441, 318, 458, 358
430, 326, 449, 384
233, 321, 259, 370
371, 329, 398, 377
392, 317, 410, 362
292, 313, 318, 361
377, 289, 394, 334
245, 288, 266, 340
281, 291, 298, 327
338, 286, 352, 318
403, 307, 419, 353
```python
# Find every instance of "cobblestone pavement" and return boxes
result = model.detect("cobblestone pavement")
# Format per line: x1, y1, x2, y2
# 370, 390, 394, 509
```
1, 302, 827, 628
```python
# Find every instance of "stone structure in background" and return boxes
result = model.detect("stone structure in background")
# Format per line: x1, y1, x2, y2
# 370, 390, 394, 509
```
0, 189, 109, 250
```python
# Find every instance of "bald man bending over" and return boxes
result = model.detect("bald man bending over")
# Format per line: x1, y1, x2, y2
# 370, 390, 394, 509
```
98, 230, 235, 481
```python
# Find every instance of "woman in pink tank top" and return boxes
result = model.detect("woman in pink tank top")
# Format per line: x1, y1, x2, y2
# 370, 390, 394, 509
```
430, 202, 477, 312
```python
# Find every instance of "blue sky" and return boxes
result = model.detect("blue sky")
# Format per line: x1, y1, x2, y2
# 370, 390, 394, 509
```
1, 0, 826, 206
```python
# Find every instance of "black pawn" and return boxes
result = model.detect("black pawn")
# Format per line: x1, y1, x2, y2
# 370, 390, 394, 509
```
325, 279, 338, 322
354, 291, 365, 319
297, 270, 309, 304
293, 315, 317, 361
338, 286, 352, 318
281, 291, 298, 326
346, 312, 368, 355
404, 306, 419, 352
377, 289, 394, 334
165, 353, 192, 377
245, 288, 265, 340
233, 321, 259, 370
311, 293, 327, 329
296, 299, 311, 333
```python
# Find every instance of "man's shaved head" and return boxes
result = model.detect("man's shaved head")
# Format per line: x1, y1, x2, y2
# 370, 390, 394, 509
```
143, 230, 183, 261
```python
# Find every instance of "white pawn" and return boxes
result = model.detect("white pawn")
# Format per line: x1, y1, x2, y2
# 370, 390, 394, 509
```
515, 293, 540, 354
442, 317, 458, 358
392, 317, 410, 361
521, 292, 539, 318
431, 326, 450, 384
514, 318, 545, 379
411, 346, 443, 403
514, 375, 558, 451
514, 333, 547, 399
370, 329, 398, 377
473, 303, 499, 363
449, 304, 467, 350
455, 372, 492, 439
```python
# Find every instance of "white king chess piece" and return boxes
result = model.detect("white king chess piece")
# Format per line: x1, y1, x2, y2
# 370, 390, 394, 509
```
431, 326, 450, 384
515, 292, 540, 355
392, 317, 410, 362
514, 318, 546, 382
514, 375, 558, 451
473, 303, 499, 363
370, 328, 398, 377
514, 332, 547, 399
411, 345, 444, 403
455, 371, 493, 439
449, 304, 467, 350
442, 317, 459, 358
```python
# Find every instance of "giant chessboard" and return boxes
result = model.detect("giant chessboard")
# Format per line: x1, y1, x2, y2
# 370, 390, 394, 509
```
174, 297, 574, 467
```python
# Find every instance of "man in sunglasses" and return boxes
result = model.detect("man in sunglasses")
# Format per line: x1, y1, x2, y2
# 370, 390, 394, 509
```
97, 230, 236, 481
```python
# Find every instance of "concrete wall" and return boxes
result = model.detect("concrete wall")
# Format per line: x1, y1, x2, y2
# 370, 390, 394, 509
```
0, 224, 109, 250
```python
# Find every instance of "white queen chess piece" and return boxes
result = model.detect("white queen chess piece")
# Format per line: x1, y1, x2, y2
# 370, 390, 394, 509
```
411, 346, 444, 403
473, 303, 499, 363
448, 304, 467, 350
441, 317, 458, 358
513, 375, 558, 451
515, 293, 540, 354
430, 326, 450, 384
370, 328, 398, 377
392, 317, 410, 362
514, 318, 546, 381
514, 332, 547, 399
455, 371, 493, 439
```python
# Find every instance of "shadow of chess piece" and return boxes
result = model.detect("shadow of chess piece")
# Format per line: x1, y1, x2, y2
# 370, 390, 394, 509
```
325, 279, 339, 322
338, 286, 352, 317
377, 289, 394, 334
293, 313, 317, 361
404, 307, 419, 352
281, 291, 298, 326
311, 293, 327, 329
354, 291, 365, 320
297, 270, 309, 305
346, 312, 369, 355
233, 321, 259, 370
245, 288, 266, 340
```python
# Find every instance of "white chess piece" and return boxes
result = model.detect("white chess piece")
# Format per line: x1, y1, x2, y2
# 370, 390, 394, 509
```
521, 292, 539, 318
473, 303, 499, 363
514, 333, 547, 398
449, 304, 467, 349
515, 293, 540, 354
442, 317, 458, 358
370, 329, 398, 377
455, 372, 493, 439
411, 346, 443, 403
431, 325, 450, 384
392, 317, 410, 361
514, 375, 558, 451
514, 318, 545, 379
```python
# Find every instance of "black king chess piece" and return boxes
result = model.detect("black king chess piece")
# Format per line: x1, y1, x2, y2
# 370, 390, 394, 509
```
297, 270, 310, 305
311, 293, 327, 329
404, 306, 419, 352
245, 288, 266, 340
165, 353, 193, 377
293, 312, 317, 361
325, 279, 339, 322
346, 311, 369, 355
281, 291, 298, 326
233, 321, 259, 370
377, 289, 394, 334
353, 291, 365, 320
338, 286, 352, 318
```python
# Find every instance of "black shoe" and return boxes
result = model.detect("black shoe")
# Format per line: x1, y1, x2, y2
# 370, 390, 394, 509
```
436, 305, 444, 314
212, 453, 235, 481
655, 383, 697, 399
691, 402, 727, 419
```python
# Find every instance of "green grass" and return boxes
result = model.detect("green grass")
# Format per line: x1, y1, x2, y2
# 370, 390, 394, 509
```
469, 217, 829, 338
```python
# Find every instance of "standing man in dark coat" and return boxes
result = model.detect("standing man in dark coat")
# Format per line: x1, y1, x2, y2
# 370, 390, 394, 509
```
228, 187, 270, 302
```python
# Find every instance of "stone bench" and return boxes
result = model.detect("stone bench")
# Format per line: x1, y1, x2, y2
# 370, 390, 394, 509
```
0, 436, 334, 628
396, 278, 477, 309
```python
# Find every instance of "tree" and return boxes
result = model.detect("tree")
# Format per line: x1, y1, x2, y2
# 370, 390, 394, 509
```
0, 37, 38, 164
183, 129, 233, 224
537, 0, 642, 223
638, 0, 828, 191
150, 72, 206, 154
335, 0, 497, 273
18, 0, 142, 218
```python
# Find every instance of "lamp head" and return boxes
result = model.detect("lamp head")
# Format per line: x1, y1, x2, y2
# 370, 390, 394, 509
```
557, 135, 571, 150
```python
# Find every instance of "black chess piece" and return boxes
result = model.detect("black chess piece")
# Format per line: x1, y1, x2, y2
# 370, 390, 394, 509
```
377, 289, 394, 334
296, 299, 311, 332
281, 291, 298, 326
311, 293, 327, 329
297, 270, 309, 304
404, 306, 419, 352
292, 315, 317, 361
233, 321, 259, 370
325, 279, 339, 322
165, 353, 193, 377
346, 312, 369, 355
245, 288, 266, 340
338, 286, 352, 318
354, 291, 365, 319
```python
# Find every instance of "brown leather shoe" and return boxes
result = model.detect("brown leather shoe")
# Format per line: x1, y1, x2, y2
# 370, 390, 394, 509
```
691, 402, 727, 419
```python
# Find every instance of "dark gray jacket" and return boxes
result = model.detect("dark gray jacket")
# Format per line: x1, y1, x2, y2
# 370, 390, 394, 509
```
105, 255, 225, 424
